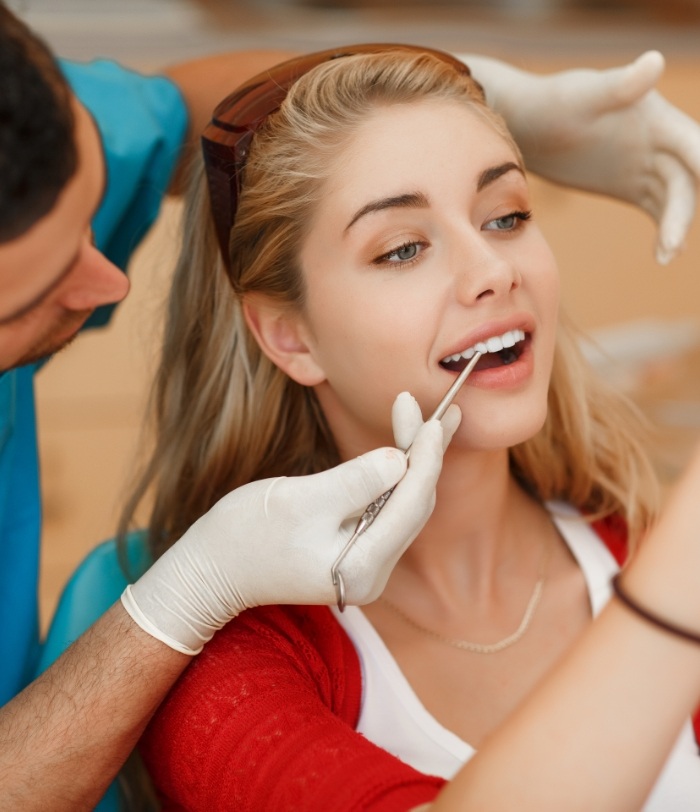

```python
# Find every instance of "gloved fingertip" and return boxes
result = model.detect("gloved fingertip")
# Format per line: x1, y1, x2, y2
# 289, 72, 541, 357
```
410, 417, 446, 462
637, 50, 665, 72
611, 49, 664, 106
393, 390, 420, 412
655, 243, 674, 266
439, 404, 462, 450
392, 391, 424, 450
656, 228, 685, 265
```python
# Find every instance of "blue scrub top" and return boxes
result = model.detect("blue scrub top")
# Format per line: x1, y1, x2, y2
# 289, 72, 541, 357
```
0, 59, 188, 706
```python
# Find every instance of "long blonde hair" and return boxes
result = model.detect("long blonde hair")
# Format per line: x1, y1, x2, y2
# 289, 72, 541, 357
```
119, 49, 659, 560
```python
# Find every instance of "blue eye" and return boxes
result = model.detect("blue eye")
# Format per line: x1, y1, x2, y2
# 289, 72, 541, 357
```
374, 241, 424, 266
484, 210, 532, 232
391, 243, 418, 261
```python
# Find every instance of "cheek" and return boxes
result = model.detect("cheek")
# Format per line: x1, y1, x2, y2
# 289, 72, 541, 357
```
306, 268, 437, 367
525, 239, 560, 333
304, 282, 439, 431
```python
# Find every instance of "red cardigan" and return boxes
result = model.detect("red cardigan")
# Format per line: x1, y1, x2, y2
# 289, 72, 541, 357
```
140, 516, 699, 811
140, 603, 443, 810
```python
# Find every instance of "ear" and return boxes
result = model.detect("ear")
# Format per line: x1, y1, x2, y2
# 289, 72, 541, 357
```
243, 295, 326, 386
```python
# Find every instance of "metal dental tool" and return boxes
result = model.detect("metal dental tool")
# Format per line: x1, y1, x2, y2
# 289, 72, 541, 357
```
331, 350, 483, 611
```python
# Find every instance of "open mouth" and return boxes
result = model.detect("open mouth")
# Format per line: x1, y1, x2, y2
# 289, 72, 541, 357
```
439, 329, 527, 372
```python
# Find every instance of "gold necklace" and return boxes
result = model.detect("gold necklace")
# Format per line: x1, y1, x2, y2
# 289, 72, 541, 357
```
379, 537, 551, 655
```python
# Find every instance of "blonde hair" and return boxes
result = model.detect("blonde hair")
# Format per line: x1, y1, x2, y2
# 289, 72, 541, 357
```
119, 49, 658, 560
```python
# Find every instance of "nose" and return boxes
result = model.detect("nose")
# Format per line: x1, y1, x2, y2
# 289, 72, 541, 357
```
453, 233, 521, 305
56, 242, 130, 312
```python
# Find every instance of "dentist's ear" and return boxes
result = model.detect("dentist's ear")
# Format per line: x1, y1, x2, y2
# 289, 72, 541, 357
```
242, 295, 326, 386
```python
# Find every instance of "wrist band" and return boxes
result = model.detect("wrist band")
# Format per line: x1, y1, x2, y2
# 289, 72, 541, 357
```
611, 573, 700, 646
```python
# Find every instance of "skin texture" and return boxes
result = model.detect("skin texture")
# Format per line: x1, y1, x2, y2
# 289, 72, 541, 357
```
0, 49, 297, 373
0, 49, 303, 809
0, 603, 189, 811
248, 100, 700, 811
249, 100, 559, 459
0, 98, 128, 370
2, 45, 700, 808
247, 100, 585, 750
431, 447, 700, 812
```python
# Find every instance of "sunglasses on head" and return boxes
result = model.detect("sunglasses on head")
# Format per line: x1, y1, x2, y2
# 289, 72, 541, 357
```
200, 42, 472, 277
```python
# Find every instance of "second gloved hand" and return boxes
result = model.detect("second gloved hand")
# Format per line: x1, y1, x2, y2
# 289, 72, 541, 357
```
122, 393, 460, 654
462, 50, 700, 264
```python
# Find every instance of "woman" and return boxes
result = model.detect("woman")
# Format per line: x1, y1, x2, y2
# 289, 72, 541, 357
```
129, 45, 700, 810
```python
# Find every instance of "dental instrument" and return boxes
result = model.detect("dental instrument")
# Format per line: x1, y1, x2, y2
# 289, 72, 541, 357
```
331, 350, 483, 610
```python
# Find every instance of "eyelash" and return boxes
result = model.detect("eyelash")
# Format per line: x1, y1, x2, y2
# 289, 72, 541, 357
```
373, 240, 427, 267
485, 209, 533, 232
372, 209, 533, 267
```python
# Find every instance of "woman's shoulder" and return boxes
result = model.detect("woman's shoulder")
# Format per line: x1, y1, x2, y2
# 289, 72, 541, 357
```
150, 603, 362, 726
216, 603, 358, 665
140, 603, 445, 810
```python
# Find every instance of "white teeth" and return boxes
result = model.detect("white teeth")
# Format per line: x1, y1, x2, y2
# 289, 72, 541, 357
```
486, 337, 502, 353
441, 329, 525, 364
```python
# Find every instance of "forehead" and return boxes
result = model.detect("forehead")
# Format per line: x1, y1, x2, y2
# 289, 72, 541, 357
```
0, 97, 105, 321
322, 99, 518, 207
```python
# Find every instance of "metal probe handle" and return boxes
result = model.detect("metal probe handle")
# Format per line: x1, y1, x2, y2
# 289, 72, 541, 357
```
331, 351, 483, 610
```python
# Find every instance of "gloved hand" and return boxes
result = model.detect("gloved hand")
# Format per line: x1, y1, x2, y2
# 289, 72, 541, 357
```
462, 50, 700, 264
121, 392, 460, 654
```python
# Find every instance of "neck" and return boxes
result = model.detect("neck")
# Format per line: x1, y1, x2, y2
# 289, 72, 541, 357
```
390, 444, 547, 608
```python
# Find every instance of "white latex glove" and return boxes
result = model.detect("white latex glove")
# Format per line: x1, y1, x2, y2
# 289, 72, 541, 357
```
461, 51, 700, 264
122, 393, 460, 654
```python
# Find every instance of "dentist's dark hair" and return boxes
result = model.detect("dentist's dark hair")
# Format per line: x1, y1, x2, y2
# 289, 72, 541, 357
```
0, 2, 77, 242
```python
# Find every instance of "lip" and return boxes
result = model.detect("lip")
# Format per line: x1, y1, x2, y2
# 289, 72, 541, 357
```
438, 313, 536, 364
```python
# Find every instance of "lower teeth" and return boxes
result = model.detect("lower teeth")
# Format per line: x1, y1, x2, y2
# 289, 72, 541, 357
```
498, 348, 518, 365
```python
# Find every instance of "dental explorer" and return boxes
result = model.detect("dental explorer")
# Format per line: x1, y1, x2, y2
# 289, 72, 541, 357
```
331, 350, 483, 611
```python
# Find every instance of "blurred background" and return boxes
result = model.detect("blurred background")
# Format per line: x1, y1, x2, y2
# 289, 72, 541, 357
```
13, 0, 700, 630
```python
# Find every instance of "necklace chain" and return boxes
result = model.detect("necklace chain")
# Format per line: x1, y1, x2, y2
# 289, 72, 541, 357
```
379, 537, 551, 655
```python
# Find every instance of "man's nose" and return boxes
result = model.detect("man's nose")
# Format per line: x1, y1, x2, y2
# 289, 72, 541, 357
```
56, 242, 130, 312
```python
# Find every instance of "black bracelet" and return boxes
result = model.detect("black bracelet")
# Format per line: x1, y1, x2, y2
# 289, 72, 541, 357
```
611, 573, 700, 646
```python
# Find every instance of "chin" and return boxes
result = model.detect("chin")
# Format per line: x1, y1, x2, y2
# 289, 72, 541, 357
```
14, 325, 84, 369
456, 404, 548, 452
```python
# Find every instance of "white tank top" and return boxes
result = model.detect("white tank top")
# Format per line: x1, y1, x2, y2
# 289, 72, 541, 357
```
332, 502, 700, 810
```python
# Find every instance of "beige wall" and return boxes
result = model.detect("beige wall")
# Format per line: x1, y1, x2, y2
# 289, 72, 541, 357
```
36, 56, 700, 631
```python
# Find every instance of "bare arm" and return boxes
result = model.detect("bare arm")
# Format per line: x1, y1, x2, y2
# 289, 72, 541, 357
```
0, 405, 450, 807
0, 603, 189, 811
430, 446, 700, 811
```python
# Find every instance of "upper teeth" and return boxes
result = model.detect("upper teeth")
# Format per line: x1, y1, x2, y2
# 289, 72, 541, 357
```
442, 329, 525, 364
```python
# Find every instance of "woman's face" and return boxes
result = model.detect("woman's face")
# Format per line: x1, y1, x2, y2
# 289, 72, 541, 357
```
293, 99, 560, 458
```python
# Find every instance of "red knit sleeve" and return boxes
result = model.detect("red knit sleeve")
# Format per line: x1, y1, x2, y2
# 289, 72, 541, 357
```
139, 604, 445, 811
590, 513, 629, 567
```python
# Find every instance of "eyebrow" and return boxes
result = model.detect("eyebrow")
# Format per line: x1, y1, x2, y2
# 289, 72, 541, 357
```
345, 192, 429, 233
344, 162, 525, 234
477, 161, 524, 191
